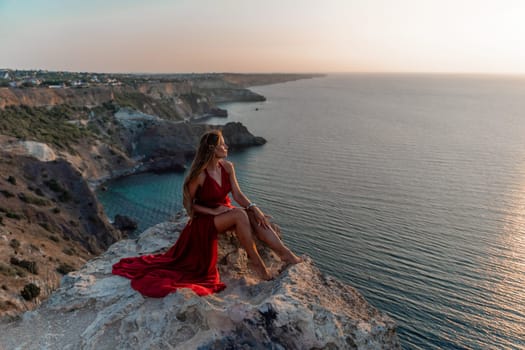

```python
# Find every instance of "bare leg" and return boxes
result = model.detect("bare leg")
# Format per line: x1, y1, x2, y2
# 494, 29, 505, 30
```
214, 208, 272, 280
247, 211, 302, 264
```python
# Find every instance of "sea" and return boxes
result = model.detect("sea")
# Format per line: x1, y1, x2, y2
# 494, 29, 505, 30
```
97, 74, 525, 349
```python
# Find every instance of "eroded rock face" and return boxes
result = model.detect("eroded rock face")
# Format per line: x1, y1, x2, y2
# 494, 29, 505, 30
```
221, 122, 266, 148
0, 150, 122, 318
2, 140, 57, 162
113, 215, 138, 235
0, 218, 400, 349
133, 121, 266, 161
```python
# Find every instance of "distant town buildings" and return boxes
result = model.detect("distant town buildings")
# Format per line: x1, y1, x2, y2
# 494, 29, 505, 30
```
0, 68, 224, 89
0, 69, 126, 89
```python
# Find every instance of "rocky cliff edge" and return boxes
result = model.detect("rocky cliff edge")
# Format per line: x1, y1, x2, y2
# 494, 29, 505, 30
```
0, 217, 400, 349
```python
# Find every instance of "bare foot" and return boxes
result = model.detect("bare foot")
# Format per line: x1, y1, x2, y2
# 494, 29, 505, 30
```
249, 262, 273, 280
280, 250, 303, 265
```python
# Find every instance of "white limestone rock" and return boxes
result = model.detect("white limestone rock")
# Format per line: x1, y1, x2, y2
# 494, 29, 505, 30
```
1, 140, 57, 162
0, 218, 401, 349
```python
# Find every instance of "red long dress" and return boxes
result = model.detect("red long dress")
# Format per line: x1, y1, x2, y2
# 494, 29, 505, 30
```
112, 163, 233, 297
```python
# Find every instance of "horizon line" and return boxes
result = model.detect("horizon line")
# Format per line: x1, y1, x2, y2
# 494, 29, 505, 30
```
1, 67, 525, 77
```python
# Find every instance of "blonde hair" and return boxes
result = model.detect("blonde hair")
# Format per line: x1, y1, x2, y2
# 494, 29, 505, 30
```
182, 130, 222, 217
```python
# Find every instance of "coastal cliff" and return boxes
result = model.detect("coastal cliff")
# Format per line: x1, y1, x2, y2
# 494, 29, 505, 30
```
0, 72, 401, 348
0, 122, 266, 317
0, 78, 265, 119
0, 147, 122, 317
0, 73, 272, 317
0, 218, 400, 349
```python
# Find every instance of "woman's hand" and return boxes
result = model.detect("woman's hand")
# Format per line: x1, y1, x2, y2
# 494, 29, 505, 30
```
214, 206, 233, 216
251, 206, 271, 229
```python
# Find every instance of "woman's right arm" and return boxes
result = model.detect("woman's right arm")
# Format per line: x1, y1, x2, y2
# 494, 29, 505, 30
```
187, 174, 231, 216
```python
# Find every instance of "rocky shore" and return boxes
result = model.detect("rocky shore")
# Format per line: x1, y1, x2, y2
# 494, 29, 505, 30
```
0, 218, 400, 349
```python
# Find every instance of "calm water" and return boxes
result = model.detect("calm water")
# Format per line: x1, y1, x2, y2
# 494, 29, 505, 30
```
98, 74, 525, 349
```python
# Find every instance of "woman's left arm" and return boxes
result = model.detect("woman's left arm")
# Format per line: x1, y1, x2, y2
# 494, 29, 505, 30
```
223, 161, 271, 229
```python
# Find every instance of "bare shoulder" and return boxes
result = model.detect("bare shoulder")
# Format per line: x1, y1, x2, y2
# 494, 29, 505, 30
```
190, 171, 207, 187
197, 170, 207, 184
221, 160, 234, 173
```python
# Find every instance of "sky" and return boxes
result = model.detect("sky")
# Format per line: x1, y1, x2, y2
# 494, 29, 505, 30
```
1, 0, 524, 74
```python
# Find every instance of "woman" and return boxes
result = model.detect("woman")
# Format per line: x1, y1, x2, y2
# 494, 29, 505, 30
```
113, 130, 301, 297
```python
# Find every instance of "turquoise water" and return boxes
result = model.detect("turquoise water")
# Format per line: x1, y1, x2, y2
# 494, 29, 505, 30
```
98, 74, 525, 349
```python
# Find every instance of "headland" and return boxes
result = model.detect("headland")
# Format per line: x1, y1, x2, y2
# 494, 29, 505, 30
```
0, 70, 400, 348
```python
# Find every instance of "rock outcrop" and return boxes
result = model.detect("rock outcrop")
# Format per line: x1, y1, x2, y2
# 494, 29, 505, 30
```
112, 215, 138, 236
1, 141, 57, 162
133, 121, 266, 160
0, 149, 122, 317
221, 122, 266, 148
0, 218, 400, 349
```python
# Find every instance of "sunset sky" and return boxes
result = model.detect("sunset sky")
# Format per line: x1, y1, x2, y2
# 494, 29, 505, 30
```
1, 0, 524, 74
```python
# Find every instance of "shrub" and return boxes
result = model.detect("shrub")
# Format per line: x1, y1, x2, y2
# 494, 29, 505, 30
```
0, 189, 15, 198
9, 239, 20, 249
62, 247, 74, 256
39, 222, 52, 232
48, 235, 60, 242
21, 283, 40, 301
44, 179, 63, 192
56, 263, 75, 275
58, 191, 71, 202
18, 192, 49, 206
7, 176, 16, 185
44, 179, 71, 202
29, 243, 40, 251
0, 263, 17, 277
10, 257, 38, 274
52, 207, 60, 214
14, 268, 26, 278
6, 212, 22, 220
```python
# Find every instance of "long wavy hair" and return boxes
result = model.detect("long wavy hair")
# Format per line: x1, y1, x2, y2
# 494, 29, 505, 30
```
183, 130, 222, 217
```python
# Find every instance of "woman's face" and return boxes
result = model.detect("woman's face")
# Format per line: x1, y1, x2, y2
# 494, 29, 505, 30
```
214, 135, 228, 158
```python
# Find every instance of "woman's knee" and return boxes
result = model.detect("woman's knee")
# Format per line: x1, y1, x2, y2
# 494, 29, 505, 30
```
232, 208, 249, 225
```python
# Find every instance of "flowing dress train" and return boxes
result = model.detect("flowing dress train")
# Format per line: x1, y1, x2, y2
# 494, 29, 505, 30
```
112, 163, 233, 297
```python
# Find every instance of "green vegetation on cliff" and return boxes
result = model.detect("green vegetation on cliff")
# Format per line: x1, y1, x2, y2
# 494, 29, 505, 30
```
113, 91, 182, 120
0, 102, 132, 155
0, 105, 95, 151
